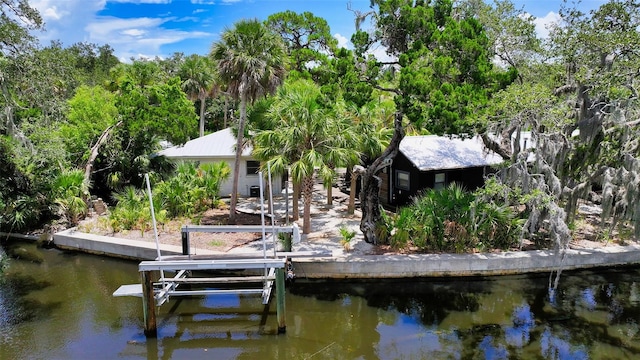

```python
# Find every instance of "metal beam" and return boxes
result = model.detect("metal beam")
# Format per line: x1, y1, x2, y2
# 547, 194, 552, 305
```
155, 276, 275, 284
139, 258, 285, 271
262, 267, 276, 304
181, 225, 295, 233
168, 289, 264, 296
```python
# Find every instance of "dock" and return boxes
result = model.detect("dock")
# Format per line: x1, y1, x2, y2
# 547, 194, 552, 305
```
113, 221, 301, 337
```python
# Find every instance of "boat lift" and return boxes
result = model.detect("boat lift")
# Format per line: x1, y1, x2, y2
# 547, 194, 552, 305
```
114, 171, 295, 337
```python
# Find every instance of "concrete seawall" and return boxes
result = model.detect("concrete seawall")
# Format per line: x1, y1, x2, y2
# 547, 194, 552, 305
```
53, 229, 640, 278
294, 246, 640, 278
54, 229, 218, 261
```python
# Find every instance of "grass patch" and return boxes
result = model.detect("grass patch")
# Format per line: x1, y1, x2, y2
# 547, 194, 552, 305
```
209, 240, 225, 247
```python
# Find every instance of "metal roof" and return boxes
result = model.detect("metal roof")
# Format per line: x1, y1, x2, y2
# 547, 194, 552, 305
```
399, 135, 504, 171
158, 128, 252, 159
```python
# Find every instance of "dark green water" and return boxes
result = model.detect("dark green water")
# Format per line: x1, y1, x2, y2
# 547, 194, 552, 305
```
1, 241, 640, 359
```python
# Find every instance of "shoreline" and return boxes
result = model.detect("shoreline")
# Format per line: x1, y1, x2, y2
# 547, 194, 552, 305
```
51, 227, 640, 278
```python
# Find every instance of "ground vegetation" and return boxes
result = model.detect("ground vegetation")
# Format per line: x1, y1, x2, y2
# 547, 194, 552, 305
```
0, 0, 637, 261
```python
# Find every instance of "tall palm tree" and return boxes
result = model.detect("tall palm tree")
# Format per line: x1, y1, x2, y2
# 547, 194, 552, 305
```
179, 54, 216, 137
252, 79, 360, 234
345, 101, 394, 214
211, 19, 288, 224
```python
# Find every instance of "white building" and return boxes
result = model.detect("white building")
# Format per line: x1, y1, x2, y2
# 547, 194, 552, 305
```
158, 128, 284, 197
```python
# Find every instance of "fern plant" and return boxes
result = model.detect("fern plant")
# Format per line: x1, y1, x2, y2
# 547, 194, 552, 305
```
339, 225, 356, 251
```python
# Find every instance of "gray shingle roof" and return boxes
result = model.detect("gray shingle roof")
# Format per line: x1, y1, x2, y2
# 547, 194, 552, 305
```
158, 128, 252, 159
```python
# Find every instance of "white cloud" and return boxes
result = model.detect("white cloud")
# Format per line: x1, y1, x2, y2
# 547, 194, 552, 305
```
31, 0, 105, 45
85, 17, 166, 39
121, 29, 147, 37
86, 16, 211, 58
30, 0, 214, 60
533, 11, 561, 39
334, 33, 349, 49
367, 44, 396, 63
41, 5, 65, 21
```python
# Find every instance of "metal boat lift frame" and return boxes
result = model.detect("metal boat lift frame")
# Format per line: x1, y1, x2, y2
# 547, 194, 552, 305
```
114, 170, 292, 337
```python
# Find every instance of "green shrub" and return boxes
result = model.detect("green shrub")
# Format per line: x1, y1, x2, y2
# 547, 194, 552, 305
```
154, 161, 230, 218
339, 225, 356, 251
51, 169, 89, 226
387, 182, 523, 253
109, 186, 147, 232
107, 162, 229, 232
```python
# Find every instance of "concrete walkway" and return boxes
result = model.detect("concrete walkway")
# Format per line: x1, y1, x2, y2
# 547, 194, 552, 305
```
53, 185, 640, 278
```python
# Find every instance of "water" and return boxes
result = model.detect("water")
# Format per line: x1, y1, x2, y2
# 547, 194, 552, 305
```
1, 241, 640, 359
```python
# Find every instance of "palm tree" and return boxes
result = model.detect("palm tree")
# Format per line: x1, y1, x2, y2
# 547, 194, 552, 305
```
345, 101, 394, 214
252, 79, 360, 234
211, 19, 287, 224
179, 54, 216, 137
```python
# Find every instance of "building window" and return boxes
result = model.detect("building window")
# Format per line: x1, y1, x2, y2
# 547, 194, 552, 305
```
396, 170, 410, 190
434, 172, 446, 190
246, 160, 260, 175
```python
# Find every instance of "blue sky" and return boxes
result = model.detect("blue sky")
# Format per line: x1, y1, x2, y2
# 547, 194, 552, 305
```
30, 0, 607, 62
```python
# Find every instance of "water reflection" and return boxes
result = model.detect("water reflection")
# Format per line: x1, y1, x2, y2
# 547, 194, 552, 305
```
3, 241, 640, 359
505, 303, 534, 347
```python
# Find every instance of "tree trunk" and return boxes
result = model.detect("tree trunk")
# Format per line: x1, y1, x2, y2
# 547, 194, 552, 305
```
229, 94, 247, 224
265, 173, 273, 216
84, 120, 123, 189
326, 183, 333, 206
223, 95, 229, 128
302, 174, 314, 234
2, 86, 32, 151
292, 180, 301, 221
359, 112, 404, 244
348, 165, 365, 215
198, 95, 206, 137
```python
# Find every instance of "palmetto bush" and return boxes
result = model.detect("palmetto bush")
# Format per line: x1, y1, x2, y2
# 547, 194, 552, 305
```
51, 169, 89, 226
385, 183, 523, 253
198, 162, 230, 205
470, 201, 523, 251
108, 161, 229, 232
109, 186, 147, 233
154, 162, 229, 218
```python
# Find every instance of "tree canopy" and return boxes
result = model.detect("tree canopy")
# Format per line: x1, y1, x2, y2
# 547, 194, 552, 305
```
351, 0, 517, 243
1, 0, 639, 252
266, 10, 337, 76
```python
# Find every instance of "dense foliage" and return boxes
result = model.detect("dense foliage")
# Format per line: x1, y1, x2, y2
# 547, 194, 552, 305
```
349, 0, 517, 244
380, 183, 523, 253
252, 79, 360, 233
104, 162, 230, 234
1, 0, 638, 257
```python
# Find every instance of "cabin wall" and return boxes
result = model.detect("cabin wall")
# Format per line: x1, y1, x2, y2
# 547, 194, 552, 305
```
382, 152, 492, 208
167, 157, 283, 198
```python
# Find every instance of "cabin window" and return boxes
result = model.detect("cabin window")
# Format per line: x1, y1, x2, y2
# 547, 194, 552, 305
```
396, 170, 410, 190
434, 172, 446, 190
246, 160, 260, 175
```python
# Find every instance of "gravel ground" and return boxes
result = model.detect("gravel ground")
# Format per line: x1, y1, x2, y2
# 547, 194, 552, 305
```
75, 187, 630, 256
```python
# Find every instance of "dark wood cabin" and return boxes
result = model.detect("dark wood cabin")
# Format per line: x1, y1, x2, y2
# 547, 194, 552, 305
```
379, 135, 504, 208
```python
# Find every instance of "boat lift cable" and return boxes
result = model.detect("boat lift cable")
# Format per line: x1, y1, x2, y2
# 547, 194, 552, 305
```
258, 173, 268, 282
145, 174, 165, 285
267, 162, 277, 258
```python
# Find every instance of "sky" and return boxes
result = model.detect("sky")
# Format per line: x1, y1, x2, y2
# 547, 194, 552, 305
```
29, 0, 609, 62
